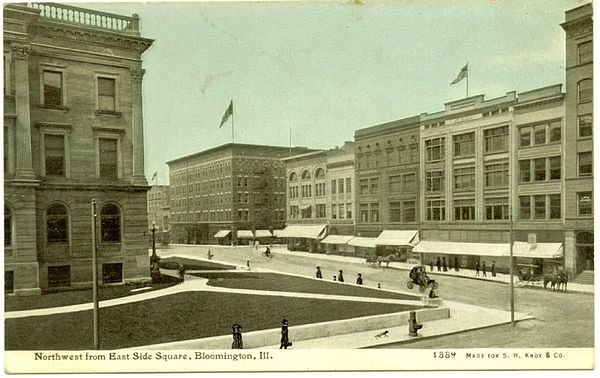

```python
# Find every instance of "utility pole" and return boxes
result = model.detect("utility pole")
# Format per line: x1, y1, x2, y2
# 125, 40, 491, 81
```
509, 213, 515, 326
91, 199, 100, 349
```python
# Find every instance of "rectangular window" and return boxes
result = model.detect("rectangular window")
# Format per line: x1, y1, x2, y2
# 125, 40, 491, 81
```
578, 152, 593, 177
425, 137, 445, 161
360, 204, 369, 222
578, 41, 593, 64
359, 179, 368, 195
578, 192, 593, 216
426, 170, 445, 192
484, 197, 508, 220
454, 198, 475, 221
289, 205, 299, 219
534, 195, 546, 220
549, 121, 561, 142
346, 178, 352, 194
453, 166, 475, 191
519, 160, 531, 183
484, 126, 508, 153
45, 134, 65, 176
549, 156, 561, 180
331, 179, 336, 195
389, 201, 401, 222
102, 263, 123, 284
402, 201, 416, 222
426, 199, 445, 221
579, 115, 593, 138
338, 178, 344, 194
453, 132, 475, 157
578, 79, 593, 103
388, 175, 402, 193
533, 158, 546, 182
519, 127, 531, 147
519, 196, 531, 220
48, 265, 70, 288
533, 124, 546, 145
338, 204, 345, 219
403, 173, 416, 192
332, 204, 337, 219
370, 178, 379, 194
43, 70, 63, 106
346, 202, 352, 219
549, 194, 561, 220
316, 204, 326, 218
97, 77, 116, 111
370, 203, 379, 222
99, 138, 118, 179
484, 163, 508, 187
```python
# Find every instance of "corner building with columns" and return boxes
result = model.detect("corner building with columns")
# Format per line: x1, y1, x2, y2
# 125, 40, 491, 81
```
3, 3, 154, 294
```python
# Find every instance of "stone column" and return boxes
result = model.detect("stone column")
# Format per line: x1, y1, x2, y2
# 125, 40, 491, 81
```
12, 43, 35, 181
130, 68, 147, 186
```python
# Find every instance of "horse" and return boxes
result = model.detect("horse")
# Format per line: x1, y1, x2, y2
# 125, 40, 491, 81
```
543, 272, 568, 292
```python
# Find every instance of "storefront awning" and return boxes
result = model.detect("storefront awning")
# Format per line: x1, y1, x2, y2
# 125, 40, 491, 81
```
278, 224, 327, 239
254, 229, 273, 238
375, 230, 419, 247
299, 204, 311, 210
321, 235, 354, 245
347, 237, 378, 248
214, 230, 231, 238
413, 241, 509, 257
272, 229, 284, 237
513, 242, 563, 259
237, 230, 254, 239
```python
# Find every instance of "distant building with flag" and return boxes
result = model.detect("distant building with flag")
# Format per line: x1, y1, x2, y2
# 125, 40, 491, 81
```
166, 143, 317, 245
147, 185, 171, 243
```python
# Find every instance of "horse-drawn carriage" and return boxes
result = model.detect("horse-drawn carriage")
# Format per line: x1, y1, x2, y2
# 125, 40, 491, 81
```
406, 265, 439, 293
516, 264, 568, 292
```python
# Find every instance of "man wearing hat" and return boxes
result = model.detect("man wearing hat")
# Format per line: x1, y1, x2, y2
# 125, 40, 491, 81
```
280, 319, 290, 349
231, 323, 243, 349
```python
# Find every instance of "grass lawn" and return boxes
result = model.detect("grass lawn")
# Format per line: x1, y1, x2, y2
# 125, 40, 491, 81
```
4, 276, 179, 312
159, 257, 235, 271
5, 292, 418, 350
194, 272, 416, 300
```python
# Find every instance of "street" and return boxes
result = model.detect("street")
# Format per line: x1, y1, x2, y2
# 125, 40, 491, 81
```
159, 244, 594, 348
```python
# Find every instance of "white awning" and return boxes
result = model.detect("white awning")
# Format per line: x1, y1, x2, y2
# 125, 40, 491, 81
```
347, 237, 378, 248
272, 229, 284, 237
375, 230, 419, 247
321, 235, 354, 245
214, 230, 231, 238
513, 242, 563, 259
278, 224, 327, 239
254, 229, 273, 238
299, 204, 311, 210
237, 230, 254, 239
413, 241, 509, 257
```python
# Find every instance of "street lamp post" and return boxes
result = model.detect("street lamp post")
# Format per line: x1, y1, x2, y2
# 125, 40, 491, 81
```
150, 221, 161, 283
90, 199, 100, 349
151, 221, 158, 262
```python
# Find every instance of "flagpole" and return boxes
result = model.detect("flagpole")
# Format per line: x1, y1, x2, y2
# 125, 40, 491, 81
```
466, 68, 469, 98
289, 125, 292, 157
232, 105, 235, 145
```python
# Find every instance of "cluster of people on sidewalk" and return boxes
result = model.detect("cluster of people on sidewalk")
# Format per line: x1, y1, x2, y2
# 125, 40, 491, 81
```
429, 256, 496, 278
315, 266, 364, 285
231, 319, 291, 349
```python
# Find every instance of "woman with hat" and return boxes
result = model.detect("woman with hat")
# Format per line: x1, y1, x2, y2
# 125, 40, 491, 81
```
231, 323, 243, 349
280, 319, 290, 349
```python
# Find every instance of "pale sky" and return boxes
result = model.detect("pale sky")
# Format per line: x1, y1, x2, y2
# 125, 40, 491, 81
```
76, 0, 585, 184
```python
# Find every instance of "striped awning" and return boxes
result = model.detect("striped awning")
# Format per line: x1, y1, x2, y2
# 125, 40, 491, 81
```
214, 230, 231, 238
347, 237, 377, 248
237, 230, 254, 239
254, 230, 273, 238
375, 230, 419, 247
321, 235, 354, 245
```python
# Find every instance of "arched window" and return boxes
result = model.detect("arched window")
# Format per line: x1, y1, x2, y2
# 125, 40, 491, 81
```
578, 79, 593, 103
289, 172, 298, 182
315, 168, 325, 179
101, 203, 121, 242
301, 170, 311, 180
4, 205, 12, 246
47, 203, 68, 243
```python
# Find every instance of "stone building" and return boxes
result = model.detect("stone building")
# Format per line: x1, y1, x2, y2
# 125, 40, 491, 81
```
4, 3, 153, 294
561, 3, 593, 282
147, 185, 170, 242
166, 143, 314, 245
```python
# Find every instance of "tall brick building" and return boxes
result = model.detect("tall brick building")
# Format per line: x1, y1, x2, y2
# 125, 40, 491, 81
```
4, 3, 153, 294
167, 143, 314, 245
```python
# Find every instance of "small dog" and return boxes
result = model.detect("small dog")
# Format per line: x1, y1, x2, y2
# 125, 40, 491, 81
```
374, 330, 389, 339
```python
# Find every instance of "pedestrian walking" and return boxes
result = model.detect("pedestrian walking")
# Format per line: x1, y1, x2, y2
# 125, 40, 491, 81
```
356, 273, 363, 285
475, 261, 480, 277
454, 256, 459, 272
482, 261, 487, 277
231, 324, 243, 349
442, 257, 448, 272
436, 256, 441, 271
333, 275, 337, 281
337, 269, 344, 282
178, 263, 186, 283
430, 260, 434, 271
491, 261, 496, 277
280, 319, 290, 349
315, 266, 322, 279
